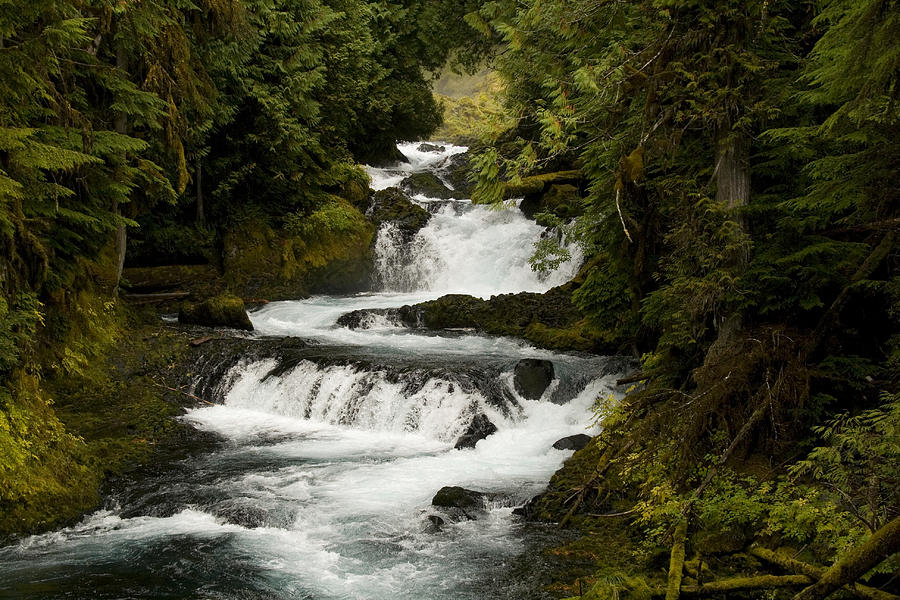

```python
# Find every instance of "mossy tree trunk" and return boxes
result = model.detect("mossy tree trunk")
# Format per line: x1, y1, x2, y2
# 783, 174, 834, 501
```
665, 519, 689, 600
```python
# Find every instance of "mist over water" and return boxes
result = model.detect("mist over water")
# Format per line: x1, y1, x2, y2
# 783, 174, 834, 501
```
0, 142, 623, 600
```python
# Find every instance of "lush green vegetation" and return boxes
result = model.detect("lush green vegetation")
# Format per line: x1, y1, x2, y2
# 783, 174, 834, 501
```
468, 0, 899, 595
1, 0, 897, 594
0, 0, 484, 535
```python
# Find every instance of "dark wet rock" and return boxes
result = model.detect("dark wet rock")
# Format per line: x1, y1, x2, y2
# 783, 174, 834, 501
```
441, 152, 473, 197
337, 304, 423, 330
334, 282, 622, 354
514, 359, 555, 400
179, 294, 254, 331
520, 182, 584, 222
364, 143, 409, 168
213, 501, 295, 530
400, 172, 463, 200
432, 486, 487, 521
423, 514, 445, 533
552, 433, 592, 452
417, 143, 446, 153
512, 495, 540, 518
368, 187, 431, 238
454, 413, 498, 449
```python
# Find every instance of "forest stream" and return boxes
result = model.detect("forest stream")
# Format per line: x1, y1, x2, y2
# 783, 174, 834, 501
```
0, 144, 628, 599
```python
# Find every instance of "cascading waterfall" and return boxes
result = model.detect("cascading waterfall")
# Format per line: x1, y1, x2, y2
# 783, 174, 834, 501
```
0, 142, 625, 600
368, 142, 583, 297
219, 358, 519, 443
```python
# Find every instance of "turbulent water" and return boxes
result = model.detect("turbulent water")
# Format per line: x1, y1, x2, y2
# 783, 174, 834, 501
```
0, 142, 623, 600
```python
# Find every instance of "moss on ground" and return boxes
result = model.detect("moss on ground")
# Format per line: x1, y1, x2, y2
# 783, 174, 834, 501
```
0, 301, 198, 539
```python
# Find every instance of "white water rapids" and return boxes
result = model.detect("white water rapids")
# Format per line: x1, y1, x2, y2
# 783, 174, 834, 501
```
0, 142, 623, 600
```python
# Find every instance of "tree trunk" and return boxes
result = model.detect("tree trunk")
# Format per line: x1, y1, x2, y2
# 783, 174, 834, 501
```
715, 128, 750, 230
708, 127, 751, 352
793, 515, 900, 600
113, 41, 128, 287
681, 575, 813, 596
196, 155, 204, 225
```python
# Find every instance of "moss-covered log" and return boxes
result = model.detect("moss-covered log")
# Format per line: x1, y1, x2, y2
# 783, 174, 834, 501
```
680, 575, 814, 595
793, 515, 900, 600
665, 519, 689, 600
750, 547, 900, 600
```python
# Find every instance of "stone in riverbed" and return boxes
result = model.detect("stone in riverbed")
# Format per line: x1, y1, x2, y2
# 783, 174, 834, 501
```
423, 515, 445, 533
440, 152, 473, 197
431, 486, 487, 521
368, 188, 431, 239
400, 172, 462, 200
417, 143, 446, 153
552, 434, 592, 452
514, 359, 555, 400
179, 294, 253, 331
454, 413, 498, 449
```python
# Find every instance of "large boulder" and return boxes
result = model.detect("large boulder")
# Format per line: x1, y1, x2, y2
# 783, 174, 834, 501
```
400, 172, 463, 200
552, 434, 592, 452
368, 188, 431, 238
514, 359, 555, 400
454, 413, 498, 449
222, 205, 374, 299
179, 295, 254, 331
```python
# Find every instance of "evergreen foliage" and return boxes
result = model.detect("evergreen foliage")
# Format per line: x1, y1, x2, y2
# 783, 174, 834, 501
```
0, 0, 486, 535
469, 0, 899, 589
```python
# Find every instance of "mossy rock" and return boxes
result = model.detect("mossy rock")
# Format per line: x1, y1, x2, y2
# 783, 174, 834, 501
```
338, 283, 620, 353
179, 295, 253, 331
501, 170, 582, 200
223, 202, 375, 299
369, 188, 431, 237
522, 183, 585, 221
400, 172, 464, 200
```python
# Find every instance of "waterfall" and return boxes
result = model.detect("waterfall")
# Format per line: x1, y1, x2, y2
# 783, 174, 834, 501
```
368, 143, 583, 298
0, 141, 627, 600
219, 358, 519, 443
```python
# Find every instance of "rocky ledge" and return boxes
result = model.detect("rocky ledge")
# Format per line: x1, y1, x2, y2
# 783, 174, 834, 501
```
337, 282, 616, 353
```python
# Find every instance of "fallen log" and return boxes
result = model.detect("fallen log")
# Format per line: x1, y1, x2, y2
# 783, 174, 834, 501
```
683, 575, 813, 595
122, 291, 191, 304
651, 575, 814, 597
793, 515, 900, 600
616, 372, 649, 386
750, 547, 900, 600
665, 519, 689, 600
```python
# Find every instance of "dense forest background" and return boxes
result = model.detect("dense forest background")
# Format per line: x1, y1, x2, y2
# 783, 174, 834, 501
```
1, 0, 898, 595
464, 0, 899, 595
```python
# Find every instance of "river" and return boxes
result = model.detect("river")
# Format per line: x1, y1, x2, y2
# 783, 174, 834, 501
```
0, 143, 624, 599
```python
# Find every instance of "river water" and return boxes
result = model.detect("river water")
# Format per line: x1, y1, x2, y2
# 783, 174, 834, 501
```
0, 143, 623, 599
